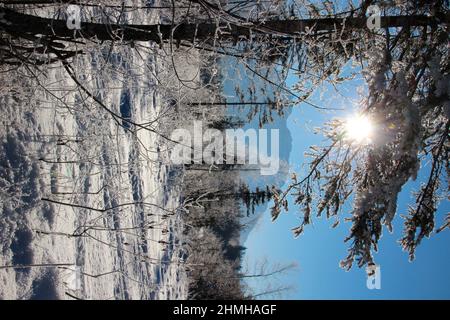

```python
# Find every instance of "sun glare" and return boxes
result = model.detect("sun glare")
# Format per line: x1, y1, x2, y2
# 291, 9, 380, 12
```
344, 114, 373, 144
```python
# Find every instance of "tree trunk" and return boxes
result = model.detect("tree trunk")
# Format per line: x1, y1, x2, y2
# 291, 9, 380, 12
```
188, 102, 281, 106
1, 7, 448, 43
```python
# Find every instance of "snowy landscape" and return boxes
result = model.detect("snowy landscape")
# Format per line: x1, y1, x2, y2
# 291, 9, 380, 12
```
0, 1, 189, 299
0, 0, 449, 301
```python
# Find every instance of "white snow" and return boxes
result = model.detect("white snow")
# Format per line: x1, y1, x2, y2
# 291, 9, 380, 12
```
0, 1, 188, 300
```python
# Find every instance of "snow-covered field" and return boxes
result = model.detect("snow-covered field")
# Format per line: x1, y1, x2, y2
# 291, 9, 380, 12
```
0, 2, 188, 300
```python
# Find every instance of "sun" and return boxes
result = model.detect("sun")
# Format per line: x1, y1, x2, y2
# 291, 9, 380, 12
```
344, 114, 374, 144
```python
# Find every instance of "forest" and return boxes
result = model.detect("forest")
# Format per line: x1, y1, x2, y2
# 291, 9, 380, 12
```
0, 0, 448, 300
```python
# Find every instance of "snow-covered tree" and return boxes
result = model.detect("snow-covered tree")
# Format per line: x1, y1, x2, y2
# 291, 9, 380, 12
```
271, 0, 449, 270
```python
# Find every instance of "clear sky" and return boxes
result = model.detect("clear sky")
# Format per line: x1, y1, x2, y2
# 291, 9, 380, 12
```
240, 66, 450, 299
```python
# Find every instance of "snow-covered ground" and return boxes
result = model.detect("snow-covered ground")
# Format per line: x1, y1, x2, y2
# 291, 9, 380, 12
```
0, 1, 188, 300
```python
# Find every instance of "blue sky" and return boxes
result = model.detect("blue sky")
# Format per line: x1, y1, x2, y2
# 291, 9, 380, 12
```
236, 66, 450, 299
212, 0, 449, 300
